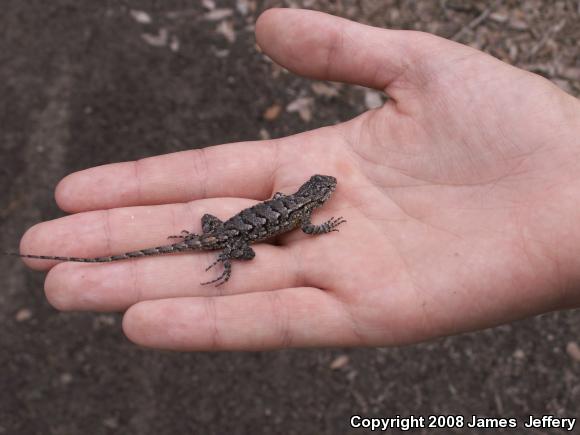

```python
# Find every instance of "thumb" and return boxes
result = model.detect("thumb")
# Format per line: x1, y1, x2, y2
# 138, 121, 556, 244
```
255, 8, 446, 92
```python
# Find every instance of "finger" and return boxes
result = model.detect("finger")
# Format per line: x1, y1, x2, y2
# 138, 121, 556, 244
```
55, 140, 279, 212
19, 197, 257, 271
122, 288, 363, 350
44, 244, 301, 312
256, 8, 440, 91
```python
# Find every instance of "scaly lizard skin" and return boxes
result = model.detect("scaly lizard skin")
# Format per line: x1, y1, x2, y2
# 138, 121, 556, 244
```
6, 174, 346, 286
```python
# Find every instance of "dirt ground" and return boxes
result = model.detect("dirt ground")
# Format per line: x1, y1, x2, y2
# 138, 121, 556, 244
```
1, 1, 579, 434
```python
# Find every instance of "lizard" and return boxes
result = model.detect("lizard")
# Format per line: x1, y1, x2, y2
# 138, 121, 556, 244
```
6, 174, 346, 286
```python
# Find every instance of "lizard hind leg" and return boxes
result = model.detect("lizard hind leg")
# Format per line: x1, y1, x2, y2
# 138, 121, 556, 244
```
169, 211, 224, 240
201, 213, 224, 234
169, 212, 223, 240
201, 258, 232, 287
167, 230, 197, 240
204, 254, 223, 272
200, 245, 255, 287
233, 245, 255, 260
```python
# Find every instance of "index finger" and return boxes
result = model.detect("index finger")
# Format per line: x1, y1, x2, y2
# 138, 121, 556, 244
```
55, 140, 280, 213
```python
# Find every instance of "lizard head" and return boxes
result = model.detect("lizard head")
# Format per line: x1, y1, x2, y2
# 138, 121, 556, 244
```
297, 174, 337, 205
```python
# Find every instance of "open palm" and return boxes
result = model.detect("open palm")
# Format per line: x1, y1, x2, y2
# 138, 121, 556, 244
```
21, 9, 580, 350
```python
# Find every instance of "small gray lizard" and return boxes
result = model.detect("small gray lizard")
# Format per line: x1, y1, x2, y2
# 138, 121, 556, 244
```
6, 174, 346, 286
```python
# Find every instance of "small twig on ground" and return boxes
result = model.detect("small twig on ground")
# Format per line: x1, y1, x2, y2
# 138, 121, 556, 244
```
451, 0, 501, 42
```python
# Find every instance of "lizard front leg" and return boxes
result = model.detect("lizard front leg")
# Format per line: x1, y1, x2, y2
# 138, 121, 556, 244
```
301, 216, 346, 235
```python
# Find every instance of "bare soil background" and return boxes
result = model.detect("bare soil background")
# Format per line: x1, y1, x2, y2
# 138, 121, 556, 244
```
1, 1, 579, 434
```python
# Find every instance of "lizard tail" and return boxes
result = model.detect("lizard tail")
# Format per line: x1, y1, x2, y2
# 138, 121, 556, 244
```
4, 238, 203, 263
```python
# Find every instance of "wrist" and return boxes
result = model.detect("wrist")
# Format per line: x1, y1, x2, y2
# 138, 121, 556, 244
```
528, 94, 580, 310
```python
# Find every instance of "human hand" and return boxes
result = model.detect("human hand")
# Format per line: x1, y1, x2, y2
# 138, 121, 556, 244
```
20, 8, 580, 350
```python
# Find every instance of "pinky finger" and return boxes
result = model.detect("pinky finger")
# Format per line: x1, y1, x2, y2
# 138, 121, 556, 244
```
122, 287, 363, 351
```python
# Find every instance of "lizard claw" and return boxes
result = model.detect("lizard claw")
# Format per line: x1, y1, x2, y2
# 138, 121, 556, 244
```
205, 253, 226, 272
328, 216, 346, 231
205, 261, 219, 272
201, 259, 231, 286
